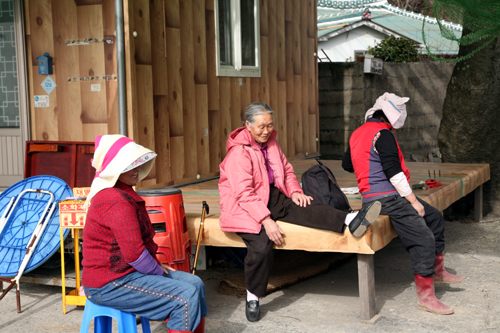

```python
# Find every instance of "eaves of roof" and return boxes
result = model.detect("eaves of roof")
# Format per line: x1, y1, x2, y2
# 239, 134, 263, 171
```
317, 2, 462, 54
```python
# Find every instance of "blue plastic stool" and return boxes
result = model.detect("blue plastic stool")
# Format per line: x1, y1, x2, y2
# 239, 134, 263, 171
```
80, 300, 151, 333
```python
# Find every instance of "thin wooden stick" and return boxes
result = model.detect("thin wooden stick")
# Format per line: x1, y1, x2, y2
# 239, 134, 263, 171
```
192, 201, 209, 274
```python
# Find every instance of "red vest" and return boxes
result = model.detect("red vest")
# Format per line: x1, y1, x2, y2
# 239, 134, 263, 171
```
349, 120, 410, 202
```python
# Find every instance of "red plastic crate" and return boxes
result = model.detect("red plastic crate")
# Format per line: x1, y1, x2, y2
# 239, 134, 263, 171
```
24, 141, 95, 188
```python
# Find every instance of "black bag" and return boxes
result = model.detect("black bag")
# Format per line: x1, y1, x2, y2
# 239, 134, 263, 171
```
301, 160, 352, 213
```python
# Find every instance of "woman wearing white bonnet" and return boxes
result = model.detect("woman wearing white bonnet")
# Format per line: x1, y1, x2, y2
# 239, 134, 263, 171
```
364, 92, 409, 130
82, 135, 207, 333
343, 93, 463, 315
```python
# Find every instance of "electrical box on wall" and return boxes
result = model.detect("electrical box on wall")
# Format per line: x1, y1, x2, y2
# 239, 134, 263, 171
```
37, 53, 53, 75
364, 54, 383, 75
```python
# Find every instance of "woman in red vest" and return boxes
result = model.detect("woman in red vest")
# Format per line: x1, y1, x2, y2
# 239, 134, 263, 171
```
342, 93, 462, 315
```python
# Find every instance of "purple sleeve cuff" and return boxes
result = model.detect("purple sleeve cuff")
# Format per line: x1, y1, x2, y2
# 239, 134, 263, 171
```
128, 249, 163, 276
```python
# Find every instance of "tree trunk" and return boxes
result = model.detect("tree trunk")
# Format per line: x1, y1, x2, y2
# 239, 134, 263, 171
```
438, 33, 500, 216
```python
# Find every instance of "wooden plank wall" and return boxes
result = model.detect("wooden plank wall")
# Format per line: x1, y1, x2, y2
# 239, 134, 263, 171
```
24, 0, 318, 188
25, 0, 118, 142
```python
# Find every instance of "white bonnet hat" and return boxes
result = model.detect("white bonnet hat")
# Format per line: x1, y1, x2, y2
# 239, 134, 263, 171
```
365, 92, 410, 129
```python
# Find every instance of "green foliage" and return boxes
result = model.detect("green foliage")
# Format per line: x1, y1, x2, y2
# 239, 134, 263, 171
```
423, 0, 500, 63
368, 36, 420, 63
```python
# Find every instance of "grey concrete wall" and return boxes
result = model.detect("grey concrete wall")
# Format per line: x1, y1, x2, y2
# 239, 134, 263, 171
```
319, 62, 455, 161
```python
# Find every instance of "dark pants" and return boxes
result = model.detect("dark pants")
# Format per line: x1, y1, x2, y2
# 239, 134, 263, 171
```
379, 195, 445, 277
237, 186, 348, 297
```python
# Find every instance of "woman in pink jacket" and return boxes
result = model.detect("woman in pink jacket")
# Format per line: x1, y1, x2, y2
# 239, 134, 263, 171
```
219, 103, 381, 322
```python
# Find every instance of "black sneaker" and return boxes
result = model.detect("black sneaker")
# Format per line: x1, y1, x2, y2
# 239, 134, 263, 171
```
246, 300, 260, 322
349, 201, 381, 237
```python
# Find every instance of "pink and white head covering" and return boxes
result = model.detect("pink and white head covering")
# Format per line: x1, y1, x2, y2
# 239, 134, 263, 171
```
365, 92, 410, 129
83, 135, 157, 208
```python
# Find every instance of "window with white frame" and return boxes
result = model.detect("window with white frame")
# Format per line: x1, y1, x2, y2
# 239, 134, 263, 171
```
215, 0, 261, 77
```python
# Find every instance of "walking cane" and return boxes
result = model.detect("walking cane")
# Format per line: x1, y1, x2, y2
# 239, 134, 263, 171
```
192, 201, 209, 274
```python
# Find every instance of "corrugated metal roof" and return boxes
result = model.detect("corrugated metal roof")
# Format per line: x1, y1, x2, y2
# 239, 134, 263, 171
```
317, 0, 462, 54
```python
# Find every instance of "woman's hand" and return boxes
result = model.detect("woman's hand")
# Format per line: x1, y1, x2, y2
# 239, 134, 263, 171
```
262, 218, 284, 245
161, 263, 177, 275
405, 193, 425, 217
291, 193, 313, 207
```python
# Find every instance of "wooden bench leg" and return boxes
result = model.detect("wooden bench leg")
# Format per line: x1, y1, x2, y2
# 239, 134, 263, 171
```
474, 185, 483, 222
357, 254, 380, 324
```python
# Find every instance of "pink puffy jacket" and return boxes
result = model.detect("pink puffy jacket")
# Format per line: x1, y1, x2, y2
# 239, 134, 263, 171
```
218, 127, 303, 234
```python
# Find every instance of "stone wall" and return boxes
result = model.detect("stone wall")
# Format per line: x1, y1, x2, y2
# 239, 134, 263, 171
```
319, 62, 455, 161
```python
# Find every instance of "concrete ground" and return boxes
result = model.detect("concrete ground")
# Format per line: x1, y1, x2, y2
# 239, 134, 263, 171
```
1, 218, 499, 333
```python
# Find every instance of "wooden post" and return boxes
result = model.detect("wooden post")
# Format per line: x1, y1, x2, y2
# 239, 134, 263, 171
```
357, 254, 376, 321
474, 184, 483, 222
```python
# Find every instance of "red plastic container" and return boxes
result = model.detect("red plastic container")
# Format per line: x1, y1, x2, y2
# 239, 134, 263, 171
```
24, 141, 95, 187
137, 188, 191, 273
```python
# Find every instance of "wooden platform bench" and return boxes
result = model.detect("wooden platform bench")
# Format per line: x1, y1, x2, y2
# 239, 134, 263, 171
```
181, 161, 490, 322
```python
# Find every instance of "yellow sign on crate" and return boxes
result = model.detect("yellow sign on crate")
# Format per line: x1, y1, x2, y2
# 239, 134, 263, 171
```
73, 187, 91, 197
59, 200, 86, 228
59, 193, 89, 313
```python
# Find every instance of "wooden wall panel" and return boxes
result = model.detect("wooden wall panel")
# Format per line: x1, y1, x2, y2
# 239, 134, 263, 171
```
314, 3, 319, 154
136, 65, 156, 179
208, 109, 221, 173
179, 0, 197, 178
193, 0, 208, 85
165, 0, 180, 28
29, 0, 54, 66
102, 0, 115, 36
196, 84, 210, 176
28, 0, 55, 139
219, 77, 231, 160
230, 78, 242, 130
77, 4, 108, 134
150, 0, 168, 95
285, 18, 295, 157
300, 0, 310, 155
136, 65, 155, 149
307, 0, 315, 38
260, 0, 268, 37
260, 36, 270, 105
206, 0, 214, 11
83, 124, 107, 142
133, 0, 152, 65
124, 0, 139, 141
52, 0, 83, 141
267, 0, 277, 112
153, 95, 171, 183
170, 136, 185, 180
165, 26, 184, 179
308, 37, 317, 154
250, 78, 260, 105
165, 28, 183, 137
240, 78, 251, 122
277, 81, 287, 153
205, 8, 219, 111
102, 1, 118, 135
32, 66, 58, 141
292, 0, 301, 76
276, 0, 286, 82
294, 75, 303, 154
104, 43, 119, 134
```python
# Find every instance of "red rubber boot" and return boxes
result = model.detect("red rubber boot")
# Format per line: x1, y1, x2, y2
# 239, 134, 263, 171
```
168, 330, 192, 333
434, 253, 463, 284
193, 317, 205, 333
415, 274, 454, 315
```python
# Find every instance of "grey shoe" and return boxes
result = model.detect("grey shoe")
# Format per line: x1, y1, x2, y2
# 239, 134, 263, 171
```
349, 201, 381, 237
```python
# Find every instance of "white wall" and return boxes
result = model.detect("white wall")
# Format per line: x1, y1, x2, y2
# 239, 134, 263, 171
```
318, 26, 387, 62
